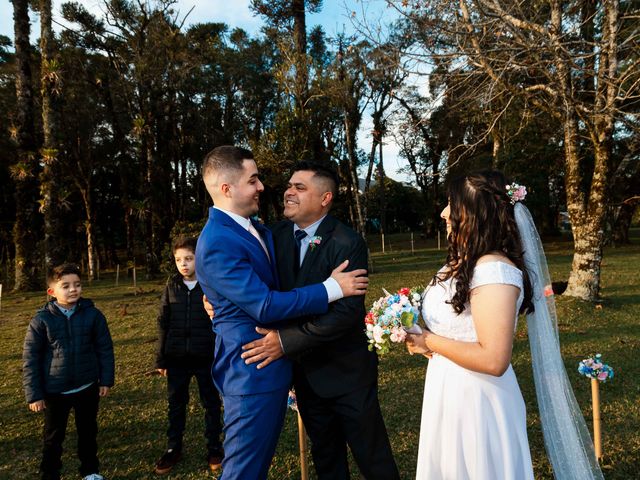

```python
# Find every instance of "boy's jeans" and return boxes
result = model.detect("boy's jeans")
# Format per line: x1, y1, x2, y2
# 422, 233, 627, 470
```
41, 383, 100, 479
166, 363, 223, 454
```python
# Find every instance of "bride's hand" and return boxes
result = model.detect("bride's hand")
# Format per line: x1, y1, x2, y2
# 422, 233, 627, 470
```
406, 332, 433, 358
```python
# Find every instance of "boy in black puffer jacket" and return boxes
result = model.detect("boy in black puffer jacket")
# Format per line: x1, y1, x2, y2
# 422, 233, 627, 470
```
154, 236, 223, 475
23, 263, 114, 480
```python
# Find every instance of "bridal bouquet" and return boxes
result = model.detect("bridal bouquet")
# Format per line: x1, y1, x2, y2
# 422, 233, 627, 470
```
364, 286, 425, 355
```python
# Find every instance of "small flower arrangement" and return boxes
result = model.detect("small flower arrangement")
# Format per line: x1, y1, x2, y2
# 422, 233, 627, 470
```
578, 354, 614, 382
506, 182, 527, 204
364, 286, 424, 355
287, 389, 298, 412
308, 235, 322, 251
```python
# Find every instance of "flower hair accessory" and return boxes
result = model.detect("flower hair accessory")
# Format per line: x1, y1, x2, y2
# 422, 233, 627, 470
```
308, 235, 322, 251
578, 354, 614, 382
506, 182, 527, 204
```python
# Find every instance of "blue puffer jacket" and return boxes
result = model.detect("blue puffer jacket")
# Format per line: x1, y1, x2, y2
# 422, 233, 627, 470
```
22, 298, 115, 403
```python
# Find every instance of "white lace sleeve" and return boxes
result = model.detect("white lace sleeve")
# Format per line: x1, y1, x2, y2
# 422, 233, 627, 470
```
470, 261, 523, 291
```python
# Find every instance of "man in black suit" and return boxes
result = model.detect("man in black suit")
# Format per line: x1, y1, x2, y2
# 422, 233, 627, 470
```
241, 161, 399, 480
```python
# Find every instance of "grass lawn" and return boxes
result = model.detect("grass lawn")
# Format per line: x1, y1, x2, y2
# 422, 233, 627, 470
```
1, 232, 638, 479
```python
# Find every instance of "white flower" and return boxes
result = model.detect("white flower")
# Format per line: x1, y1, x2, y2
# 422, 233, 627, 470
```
373, 325, 385, 344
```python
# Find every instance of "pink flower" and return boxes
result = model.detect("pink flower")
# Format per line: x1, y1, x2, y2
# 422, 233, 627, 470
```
389, 327, 407, 343
513, 186, 527, 202
597, 371, 609, 381
506, 182, 527, 204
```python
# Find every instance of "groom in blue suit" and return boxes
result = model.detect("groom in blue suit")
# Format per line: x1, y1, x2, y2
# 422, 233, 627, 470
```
195, 146, 368, 480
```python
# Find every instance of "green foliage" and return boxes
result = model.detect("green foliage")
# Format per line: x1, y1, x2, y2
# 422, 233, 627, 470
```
366, 178, 427, 232
159, 219, 206, 275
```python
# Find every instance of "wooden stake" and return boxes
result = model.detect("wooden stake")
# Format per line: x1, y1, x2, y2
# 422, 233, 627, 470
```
411, 232, 415, 255
115, 264, 120, 287
297, 412, 309, 480
437, 230, 441, 250
97, 257, 100, 281
133, 265, 137, 295
381, 233, 385, 254
591, 378, 602, 460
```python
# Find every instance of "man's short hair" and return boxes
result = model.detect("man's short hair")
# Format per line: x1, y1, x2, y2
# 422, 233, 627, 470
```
201, 145, 254, 182
292, 161, 339, 196
47, 263, 81, 286
172, 236, 198, 255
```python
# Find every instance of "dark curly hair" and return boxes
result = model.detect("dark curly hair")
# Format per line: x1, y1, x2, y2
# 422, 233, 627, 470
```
436, 170, 534, 315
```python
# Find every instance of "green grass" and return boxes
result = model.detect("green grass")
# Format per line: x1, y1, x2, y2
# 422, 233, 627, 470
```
1, 233, 639, 479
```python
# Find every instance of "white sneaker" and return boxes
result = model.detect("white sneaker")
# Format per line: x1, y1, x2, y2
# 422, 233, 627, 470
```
83, 475, 104, 480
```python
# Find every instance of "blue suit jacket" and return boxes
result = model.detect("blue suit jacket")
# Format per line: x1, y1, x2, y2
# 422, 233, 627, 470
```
196, 207, 329, 395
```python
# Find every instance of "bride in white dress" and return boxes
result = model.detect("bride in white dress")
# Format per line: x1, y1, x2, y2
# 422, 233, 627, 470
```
408, 170, 605, 480
407, 171, 535, 480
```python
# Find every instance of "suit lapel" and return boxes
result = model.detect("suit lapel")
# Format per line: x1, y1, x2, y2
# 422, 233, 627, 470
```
296, 216, 336, 284
254, 221, 279, 286
213, 209, 272, 266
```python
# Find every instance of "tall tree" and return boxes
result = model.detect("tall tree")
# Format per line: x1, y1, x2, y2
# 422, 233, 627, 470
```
11, 0, 41, 290
390, 0, 640, 301
39, 0, 67, 267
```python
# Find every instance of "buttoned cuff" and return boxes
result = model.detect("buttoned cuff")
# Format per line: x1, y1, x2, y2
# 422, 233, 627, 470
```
323, 277, 343, 303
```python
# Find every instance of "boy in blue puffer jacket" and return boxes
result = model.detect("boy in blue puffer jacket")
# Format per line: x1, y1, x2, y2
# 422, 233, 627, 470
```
22, 263, 114, 480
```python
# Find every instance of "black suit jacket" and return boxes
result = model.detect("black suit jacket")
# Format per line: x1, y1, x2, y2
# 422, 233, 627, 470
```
271, 215, 378, 398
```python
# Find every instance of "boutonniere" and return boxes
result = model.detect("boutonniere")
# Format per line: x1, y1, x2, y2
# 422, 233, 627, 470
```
308, 235, 322, 251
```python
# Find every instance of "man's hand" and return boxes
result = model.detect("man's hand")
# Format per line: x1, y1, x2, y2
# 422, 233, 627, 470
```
29, 400, 45, 412
203, 295, 215, 318
156, 369, 167, 377
99, 386, 110, 397
331, 260, 369, 296
241, 327, 284, 369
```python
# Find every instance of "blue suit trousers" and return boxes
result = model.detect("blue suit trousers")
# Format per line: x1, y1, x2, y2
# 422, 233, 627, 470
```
220, 387, 289, 480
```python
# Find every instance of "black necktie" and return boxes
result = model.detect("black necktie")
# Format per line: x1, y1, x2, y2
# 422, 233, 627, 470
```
294, 229, 308, 271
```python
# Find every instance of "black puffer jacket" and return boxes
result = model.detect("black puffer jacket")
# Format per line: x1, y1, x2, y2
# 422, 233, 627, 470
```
22, 298, 115, 403
156, 274, 215, 368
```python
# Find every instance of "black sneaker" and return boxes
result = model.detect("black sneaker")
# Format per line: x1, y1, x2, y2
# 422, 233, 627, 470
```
154, 449, 182, 475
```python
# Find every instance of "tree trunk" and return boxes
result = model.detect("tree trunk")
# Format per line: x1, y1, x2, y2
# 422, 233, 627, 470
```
377, 138, 387, 235
563, 0, 618, 301
431, 153, 440, 237
78, 186, 96, 281
144, 140, 159, 278
39, 0, 66, 267
344, 116, 366, 236
611, 203, 635, 245
12, 0, 41, 291
292, 0, 308, 114
563, 118, 610, 301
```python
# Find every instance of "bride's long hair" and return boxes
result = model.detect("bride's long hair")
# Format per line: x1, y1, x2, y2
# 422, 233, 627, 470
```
437, 170, 534, 315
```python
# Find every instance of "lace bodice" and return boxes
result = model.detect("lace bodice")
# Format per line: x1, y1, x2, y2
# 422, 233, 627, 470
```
421, 261, 524, 342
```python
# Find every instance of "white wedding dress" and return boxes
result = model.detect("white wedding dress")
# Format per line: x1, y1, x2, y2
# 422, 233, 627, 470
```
416, 261, 534, 480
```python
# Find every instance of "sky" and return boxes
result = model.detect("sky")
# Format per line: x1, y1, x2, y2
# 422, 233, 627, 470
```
0, 0, 412, 182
